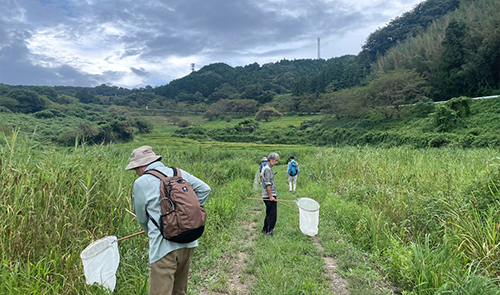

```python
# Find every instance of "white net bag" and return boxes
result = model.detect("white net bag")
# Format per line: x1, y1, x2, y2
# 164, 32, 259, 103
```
253, 170, 261, 191
80, 236, 120, 291
295, 198, 320, 236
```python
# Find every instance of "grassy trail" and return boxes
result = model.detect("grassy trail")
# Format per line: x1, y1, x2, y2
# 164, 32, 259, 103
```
192, 164, 392, 294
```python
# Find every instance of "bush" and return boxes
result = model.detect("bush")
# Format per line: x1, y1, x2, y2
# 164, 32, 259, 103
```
34, 109, 66, 119
429, 135, 452, 148
224, 116, 233, 122
178, 120, 191, 127
432, 104, 458, 132
0, 123, 12, 136
446, 96, 471, 118
413, 97, 435, 117
0, 106, 12, 113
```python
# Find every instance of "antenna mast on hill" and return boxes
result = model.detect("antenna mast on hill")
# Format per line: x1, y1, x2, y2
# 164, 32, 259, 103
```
317, 37, 321, 59
191, 63, 195, 72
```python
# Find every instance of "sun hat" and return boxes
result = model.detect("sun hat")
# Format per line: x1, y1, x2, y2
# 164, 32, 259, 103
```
125, 146, 162, 170
261, 157, 268, 161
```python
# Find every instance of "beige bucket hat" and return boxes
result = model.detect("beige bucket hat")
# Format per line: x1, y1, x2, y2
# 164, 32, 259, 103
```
125, 146, 162, 170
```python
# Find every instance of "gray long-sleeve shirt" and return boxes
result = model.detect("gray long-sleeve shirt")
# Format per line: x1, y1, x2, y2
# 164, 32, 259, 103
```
261, 164, 277, 197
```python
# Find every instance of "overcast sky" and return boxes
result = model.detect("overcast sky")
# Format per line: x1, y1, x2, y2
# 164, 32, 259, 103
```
0, 0, 423, 89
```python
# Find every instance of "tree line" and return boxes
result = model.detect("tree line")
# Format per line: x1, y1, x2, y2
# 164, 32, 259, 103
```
1, 0, 499, 131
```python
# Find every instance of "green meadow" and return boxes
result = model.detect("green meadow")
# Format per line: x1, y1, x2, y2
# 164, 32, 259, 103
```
1, 116, 500, 294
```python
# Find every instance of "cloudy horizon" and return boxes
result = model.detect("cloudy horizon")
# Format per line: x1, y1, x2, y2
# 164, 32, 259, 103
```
0, 0, 424, 89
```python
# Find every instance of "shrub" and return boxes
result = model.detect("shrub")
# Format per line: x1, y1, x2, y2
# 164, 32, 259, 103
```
413, 97, 435, 117
34, 109, 66, 119
446, 96, 471, 118
432, 104, 458, 132
178, 120, 191, 127
429, 135, 452, 148
0, 123, 12, 136
0, 106, 13, 113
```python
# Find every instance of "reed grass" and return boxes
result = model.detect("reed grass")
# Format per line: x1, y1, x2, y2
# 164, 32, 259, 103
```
1, 129, 499, 294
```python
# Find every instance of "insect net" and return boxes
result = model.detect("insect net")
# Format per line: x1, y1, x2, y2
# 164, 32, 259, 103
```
80, 236, 120, 291
295, 198, 320, 236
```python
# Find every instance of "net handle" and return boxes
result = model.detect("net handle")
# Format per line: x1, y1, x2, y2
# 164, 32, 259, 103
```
117, 230, 145, 242
117, 209, 145, 241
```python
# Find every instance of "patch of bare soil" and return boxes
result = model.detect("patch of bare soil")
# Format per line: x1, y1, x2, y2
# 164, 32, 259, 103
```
311, 236, 350, 295
210, 209, 261, 295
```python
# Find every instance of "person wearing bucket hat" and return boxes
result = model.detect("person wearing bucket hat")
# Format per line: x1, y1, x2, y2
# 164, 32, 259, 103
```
126, 146, 211, 295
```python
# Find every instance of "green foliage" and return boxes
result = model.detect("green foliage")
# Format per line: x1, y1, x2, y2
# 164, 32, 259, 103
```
75, 89, 95, 104
34, 109, 66, 119
177, 120, 191, 128
413, 97, 436, 117
254, 106, 282, 122
446, 96, 471, 118
431, 97, 471, 131
0, 96, 18, 111
375, 0, 500, 101
362, 0, 462, 65
7, 89, 47, 113
363, 69, 427, 118
432, 104, 459, 132
236, 119, 259, 133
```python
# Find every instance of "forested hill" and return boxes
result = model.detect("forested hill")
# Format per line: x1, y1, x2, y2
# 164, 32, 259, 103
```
1, 0, 499, 119
153, 56, 359, 104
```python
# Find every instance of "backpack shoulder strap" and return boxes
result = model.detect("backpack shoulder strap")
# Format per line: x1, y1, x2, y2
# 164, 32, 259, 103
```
144, 169, 168, 180
144, 169, 168, 230
170, 167, 182, 177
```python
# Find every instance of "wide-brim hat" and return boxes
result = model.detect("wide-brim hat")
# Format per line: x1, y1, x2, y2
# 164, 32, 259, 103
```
262, 157, 268, 161
125, 146, 162, 170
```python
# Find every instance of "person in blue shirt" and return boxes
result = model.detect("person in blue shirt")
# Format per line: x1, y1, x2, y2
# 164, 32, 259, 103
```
259, 156, 268, 179
287, 156, 300, 192
126, 146, 211, 295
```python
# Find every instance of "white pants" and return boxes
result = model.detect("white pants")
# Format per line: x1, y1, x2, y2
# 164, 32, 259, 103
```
288, 175, 297, 191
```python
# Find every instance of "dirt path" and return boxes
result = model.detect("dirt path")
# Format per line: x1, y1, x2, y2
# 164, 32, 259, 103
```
224, 209, 260, 294
209, 202, 352, 295
208, 208, 260, 295
311, 236, 351, 295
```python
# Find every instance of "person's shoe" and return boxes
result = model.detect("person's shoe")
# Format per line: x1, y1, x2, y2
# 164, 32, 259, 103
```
266, 232, 273, 237
289, 190, 292, 192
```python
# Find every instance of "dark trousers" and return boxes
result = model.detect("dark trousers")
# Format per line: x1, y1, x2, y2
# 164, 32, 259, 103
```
262, 197, 277, 233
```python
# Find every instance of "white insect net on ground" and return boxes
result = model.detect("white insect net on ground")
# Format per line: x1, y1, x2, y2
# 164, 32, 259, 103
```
80, 236, 120, 291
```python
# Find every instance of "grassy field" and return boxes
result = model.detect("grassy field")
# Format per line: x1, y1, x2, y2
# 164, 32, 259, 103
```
1, 123, 500, 294
144, 114, 322, 133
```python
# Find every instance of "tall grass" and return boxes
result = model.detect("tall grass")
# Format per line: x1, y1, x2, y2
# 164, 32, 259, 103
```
0, 132, 261, 294
306, 146, 500, 293
2, 129, 499, 294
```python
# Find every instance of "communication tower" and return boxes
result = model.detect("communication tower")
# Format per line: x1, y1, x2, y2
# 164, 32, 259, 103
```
191, 63, 195, 72
317, 37, 321, 59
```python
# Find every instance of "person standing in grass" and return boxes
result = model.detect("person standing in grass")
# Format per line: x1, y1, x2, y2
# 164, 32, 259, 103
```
126, 146, 211, 295
259, 156, 268, 182
287, 156, 300, 192
261, 152, 279, 237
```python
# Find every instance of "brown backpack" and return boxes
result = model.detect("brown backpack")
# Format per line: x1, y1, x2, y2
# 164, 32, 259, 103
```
145, 167, 206, 243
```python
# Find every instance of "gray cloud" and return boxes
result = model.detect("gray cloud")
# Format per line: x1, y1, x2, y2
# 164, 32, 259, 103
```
130, 67, 150, 77
0, 0, 424, 88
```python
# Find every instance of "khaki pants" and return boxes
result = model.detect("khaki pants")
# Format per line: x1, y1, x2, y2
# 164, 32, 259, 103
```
149, 247, 195, 295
